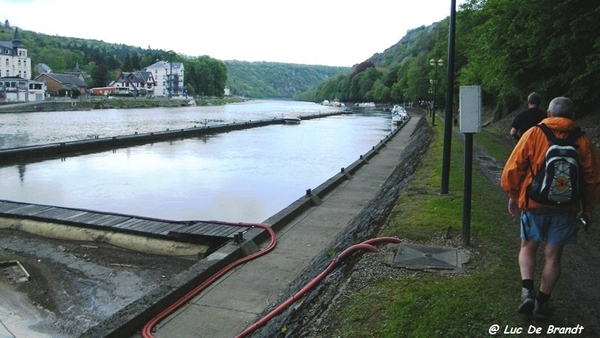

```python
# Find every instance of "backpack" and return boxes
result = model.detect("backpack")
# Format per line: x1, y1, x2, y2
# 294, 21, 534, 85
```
526, 123, 585, 206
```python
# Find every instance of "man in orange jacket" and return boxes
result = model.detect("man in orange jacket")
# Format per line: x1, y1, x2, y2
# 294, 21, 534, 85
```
501, 96, 600, 318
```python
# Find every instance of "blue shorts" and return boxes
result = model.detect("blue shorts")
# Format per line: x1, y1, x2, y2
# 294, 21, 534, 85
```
520, 210, 578, 245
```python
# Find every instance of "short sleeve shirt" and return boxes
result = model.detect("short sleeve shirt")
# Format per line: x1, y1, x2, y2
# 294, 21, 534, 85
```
511, 107, 546, 136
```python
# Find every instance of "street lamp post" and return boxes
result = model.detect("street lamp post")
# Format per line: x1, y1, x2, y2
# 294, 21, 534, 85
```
428, 87, 433, 116
429, 58, 443, 126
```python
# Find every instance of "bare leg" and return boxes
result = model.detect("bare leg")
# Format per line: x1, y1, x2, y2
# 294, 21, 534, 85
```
517, 240, 539, 314
519, 240, 539, 280
539, 243, 564, 294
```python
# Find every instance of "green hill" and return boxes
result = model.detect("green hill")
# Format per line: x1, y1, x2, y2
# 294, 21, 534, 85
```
0, 23, 347, 99
224, 60, 348, 98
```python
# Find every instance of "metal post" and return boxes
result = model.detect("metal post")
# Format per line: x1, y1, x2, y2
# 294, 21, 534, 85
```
463, 132, 473, 246
441, 0, 457, 194
432, 71, 437, 126
429, 59, 443, 126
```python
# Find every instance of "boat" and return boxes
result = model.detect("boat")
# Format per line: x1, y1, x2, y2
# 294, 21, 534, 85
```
321, 98, 345, 107
283, 116, 301, 124
391, 105, 409, 124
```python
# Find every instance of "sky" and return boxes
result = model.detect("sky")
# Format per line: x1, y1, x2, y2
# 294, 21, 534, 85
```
2, 0, 466, 67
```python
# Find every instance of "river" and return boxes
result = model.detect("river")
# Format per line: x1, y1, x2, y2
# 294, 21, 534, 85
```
0, 100, 394, 223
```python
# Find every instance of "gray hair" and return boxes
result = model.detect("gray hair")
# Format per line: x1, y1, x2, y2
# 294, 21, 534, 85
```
548, 97, 575, 119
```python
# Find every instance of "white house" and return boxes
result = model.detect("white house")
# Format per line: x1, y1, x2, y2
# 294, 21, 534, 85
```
109, 71, 156, 96
145, 61, 185, 98
0, 28, 31, 80
0, 76, 46, 102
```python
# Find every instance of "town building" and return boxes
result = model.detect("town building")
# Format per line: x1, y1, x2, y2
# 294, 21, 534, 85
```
145, 61, 185, 98
0, 28, 47, 102
0, 28, 31, 79
34, 72, 87, 97
89, 86, 117, 96
109, 70, 156, 96
0, 76, 46, 102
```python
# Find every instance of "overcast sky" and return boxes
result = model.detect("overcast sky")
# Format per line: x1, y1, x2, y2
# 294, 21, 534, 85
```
2, 0, 466, 67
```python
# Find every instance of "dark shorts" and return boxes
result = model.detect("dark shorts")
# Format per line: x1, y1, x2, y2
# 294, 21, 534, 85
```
520, 210, 578, 245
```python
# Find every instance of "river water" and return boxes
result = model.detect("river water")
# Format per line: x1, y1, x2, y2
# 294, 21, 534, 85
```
0, 100, 394, 223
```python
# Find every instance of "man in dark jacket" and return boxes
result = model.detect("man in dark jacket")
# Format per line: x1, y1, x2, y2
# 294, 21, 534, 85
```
510, 92, 546, 141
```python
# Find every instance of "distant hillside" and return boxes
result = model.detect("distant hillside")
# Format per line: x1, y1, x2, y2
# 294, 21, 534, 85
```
0, 24, 348, 99
367, 25, 437, 68
224, 61, 348, 98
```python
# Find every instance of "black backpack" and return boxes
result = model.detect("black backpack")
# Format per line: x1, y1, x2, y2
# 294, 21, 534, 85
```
526, 124, 585, 206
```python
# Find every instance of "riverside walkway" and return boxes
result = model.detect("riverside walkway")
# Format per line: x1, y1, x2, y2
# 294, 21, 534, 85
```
78, 113, 423, 338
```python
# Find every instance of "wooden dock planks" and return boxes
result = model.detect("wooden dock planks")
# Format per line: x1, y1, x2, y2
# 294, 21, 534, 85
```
0, 200, 244, 240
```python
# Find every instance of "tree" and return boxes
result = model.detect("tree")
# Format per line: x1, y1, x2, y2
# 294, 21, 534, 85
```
91, 64, 109, 88
122, 53, 133, 72
131, 53, 141, 71
184, 56, 227, 97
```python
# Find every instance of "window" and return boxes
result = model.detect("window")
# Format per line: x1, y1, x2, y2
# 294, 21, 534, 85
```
5, 58, 8, 66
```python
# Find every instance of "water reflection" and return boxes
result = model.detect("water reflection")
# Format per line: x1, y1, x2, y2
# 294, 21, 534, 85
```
0, 101, 393, 222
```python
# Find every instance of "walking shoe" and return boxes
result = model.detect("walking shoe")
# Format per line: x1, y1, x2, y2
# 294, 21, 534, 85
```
518, 288, 535, 314
534, 299, 551, 319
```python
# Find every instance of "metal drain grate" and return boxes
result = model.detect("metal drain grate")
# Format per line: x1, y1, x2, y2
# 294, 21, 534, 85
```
394, 243, 458, 269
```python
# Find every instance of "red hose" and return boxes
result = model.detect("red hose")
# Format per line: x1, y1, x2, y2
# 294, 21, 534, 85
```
141, 222, 276, 338
141, 226, 401, 338
235, 236, 402, 338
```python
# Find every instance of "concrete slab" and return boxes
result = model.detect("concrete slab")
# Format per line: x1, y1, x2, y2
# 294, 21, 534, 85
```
275, 226, 341, 253
155, 304, 255, 338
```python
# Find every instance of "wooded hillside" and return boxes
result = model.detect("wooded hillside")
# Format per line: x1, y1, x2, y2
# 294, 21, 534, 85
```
296, 0, 600, 120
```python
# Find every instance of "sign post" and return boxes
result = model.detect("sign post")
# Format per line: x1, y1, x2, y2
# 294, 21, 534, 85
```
459, 85, 482, 246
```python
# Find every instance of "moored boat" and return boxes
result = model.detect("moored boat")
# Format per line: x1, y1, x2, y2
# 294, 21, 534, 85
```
391, 105, 409, 124
283, 116, 301, 124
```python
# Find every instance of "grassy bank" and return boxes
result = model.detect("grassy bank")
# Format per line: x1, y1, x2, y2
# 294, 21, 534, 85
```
327, 122, 584, 337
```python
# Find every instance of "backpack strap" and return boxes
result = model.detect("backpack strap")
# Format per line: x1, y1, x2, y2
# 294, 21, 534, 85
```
537, 123, 556, 143
524, 125, 550, 209
538, 123, 584, 146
